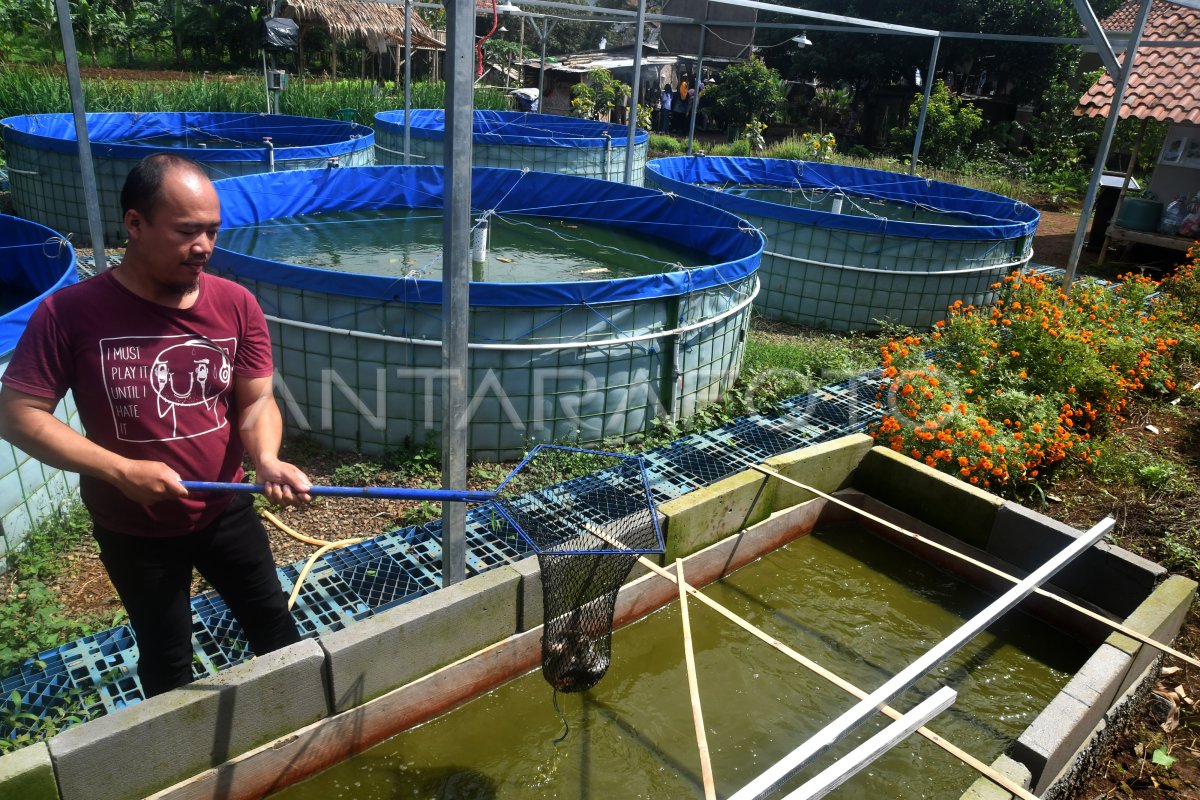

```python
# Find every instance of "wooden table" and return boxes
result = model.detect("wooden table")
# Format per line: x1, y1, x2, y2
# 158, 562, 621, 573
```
1099, 223, 1198, 265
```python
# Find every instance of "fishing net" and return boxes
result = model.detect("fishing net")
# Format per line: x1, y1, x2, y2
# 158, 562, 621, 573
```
494, 445, 663, 692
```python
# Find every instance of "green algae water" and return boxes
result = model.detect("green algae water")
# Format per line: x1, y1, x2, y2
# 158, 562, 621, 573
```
217, 209, 708, 281
272, 526, 1089, 800
716, 185, 973, 226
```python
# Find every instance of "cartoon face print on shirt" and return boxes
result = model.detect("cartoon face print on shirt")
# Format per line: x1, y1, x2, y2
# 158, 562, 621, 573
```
100, 335, 236, 442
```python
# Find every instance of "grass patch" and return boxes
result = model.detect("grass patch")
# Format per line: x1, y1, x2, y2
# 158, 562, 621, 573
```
0, 67, 507, 123
0, 503, 115, 677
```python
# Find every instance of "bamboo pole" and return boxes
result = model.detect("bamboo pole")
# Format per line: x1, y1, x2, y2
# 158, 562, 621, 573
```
677, 559, 717, 800
750, 463, 1200, 671
582, 524, 1038, 800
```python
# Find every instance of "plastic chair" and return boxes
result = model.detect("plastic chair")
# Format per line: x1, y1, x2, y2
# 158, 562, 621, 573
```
332, 108, 359, 123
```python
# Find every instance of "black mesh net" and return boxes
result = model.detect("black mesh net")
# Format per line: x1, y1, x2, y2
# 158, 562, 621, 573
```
494, 446, 662, 692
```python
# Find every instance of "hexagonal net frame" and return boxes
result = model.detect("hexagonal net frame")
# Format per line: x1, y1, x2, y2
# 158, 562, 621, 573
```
493, 445, 663, 692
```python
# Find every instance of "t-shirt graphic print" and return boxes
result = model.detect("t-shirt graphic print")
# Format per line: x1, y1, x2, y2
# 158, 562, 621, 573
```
101, 335, 235, 442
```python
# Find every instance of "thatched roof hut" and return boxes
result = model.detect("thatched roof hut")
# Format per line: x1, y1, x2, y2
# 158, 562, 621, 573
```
281, 0, 444, 78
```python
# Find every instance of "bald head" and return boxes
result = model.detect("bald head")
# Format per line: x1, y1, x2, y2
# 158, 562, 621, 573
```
121, 153, 213, 223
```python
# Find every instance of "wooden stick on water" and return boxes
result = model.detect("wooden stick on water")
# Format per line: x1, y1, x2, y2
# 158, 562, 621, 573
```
677, 559, 718, 800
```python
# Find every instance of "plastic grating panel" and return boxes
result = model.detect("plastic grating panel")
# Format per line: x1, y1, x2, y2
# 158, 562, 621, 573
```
323, 540, 437, 615
0, 672, 75, 742
716, 415, 816, 461
0, 649, 68, 694
278, 562, 369, 638
191, 592, 253, 675
58, 626, 143, 713
644, 437, 756, 489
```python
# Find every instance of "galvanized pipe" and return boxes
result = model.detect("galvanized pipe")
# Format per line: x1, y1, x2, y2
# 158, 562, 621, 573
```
54, 0, 106, 267
685, 22, 707, 156
441, 0, 475, 587
404, 0, 412, 165
909, 34, 940, 175
1063, 0, 1154, 292
623, 0, 647, 184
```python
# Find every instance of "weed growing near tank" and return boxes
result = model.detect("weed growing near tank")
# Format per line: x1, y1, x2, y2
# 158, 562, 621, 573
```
874, 249, 1200, 492
0, 503, 114, 676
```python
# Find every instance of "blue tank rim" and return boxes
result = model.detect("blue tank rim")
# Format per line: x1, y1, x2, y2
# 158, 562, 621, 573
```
1, 214, 78, 357
375, 109, 649, 149
647, 155, 1039, 241
209, 164, 762, 307
0, 112, 374, 162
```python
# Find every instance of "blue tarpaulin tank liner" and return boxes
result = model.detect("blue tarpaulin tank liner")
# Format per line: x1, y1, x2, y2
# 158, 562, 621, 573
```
0, 214, 77, 357
377, 109, 648, 148
212, 165, 762, 307
374, 110, 649, 184
647, 156, 1039, 240
646, 156, 1039, 331
1, 214, 81, 565
1, 112, 375, 246
1, 112, 373, 161
207, 164, 762, 460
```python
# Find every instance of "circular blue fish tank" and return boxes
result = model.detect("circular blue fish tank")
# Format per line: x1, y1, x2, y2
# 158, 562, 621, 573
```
647, 156, 1040, 330
2, 112, 375, 245
375, 110, 649, 185
0, 214, 81, 555
209, 165, 763, 460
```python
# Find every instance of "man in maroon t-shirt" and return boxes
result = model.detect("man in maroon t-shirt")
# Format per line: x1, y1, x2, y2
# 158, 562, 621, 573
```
0, 153, 309, 697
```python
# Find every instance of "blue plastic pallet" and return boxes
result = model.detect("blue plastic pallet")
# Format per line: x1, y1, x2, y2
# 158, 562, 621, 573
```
278, 562, 371, 638
191, 593, 254, 673
323, 539, 438, 616
58, 626, 142, 713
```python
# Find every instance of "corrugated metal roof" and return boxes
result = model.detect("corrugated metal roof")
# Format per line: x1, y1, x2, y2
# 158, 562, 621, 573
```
1077, 3, 1200, 124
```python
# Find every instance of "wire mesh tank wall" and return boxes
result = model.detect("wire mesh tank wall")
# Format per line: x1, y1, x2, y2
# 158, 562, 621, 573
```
0, 215, 81, 557
209, 165, 763, 460
1, 112, 375, 245
375, 110, 649, 185
647, 156, 1040, 331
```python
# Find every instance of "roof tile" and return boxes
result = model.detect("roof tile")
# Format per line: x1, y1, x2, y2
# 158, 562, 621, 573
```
1077, 4, 1200, 124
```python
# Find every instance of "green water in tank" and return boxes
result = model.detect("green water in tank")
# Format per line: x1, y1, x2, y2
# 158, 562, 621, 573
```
271, 525, 1089, 800
716, 185, 975, 226
217, 209, 709, 281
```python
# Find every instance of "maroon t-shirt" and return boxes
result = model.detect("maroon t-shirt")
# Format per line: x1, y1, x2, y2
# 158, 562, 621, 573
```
2, 269, 274, 537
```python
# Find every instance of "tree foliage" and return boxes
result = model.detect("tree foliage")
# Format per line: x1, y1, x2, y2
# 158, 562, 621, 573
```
703, 56, 786, 130
893, 79, 982, 168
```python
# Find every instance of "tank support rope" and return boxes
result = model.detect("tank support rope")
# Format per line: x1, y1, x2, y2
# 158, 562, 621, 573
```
752, 463, 1200, 671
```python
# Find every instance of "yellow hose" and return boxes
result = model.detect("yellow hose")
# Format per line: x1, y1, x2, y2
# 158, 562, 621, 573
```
260, 508, 364, 610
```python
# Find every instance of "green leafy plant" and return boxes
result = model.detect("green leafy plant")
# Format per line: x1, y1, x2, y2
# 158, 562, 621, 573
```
0, 685, 100, 754
892, 80, 983, 170
331, 461, 383, 487
702, 56, 786, 131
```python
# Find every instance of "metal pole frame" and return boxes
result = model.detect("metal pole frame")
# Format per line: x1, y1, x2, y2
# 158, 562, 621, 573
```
1062, 0, 1155, 292
623, 0, 648, 184
54, 0, 106, 268
404, 0, 412, 165
537, 17, 556, 108
686, 22, 707, 156
909, 34, 940, 175
441, 0, 474, 588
